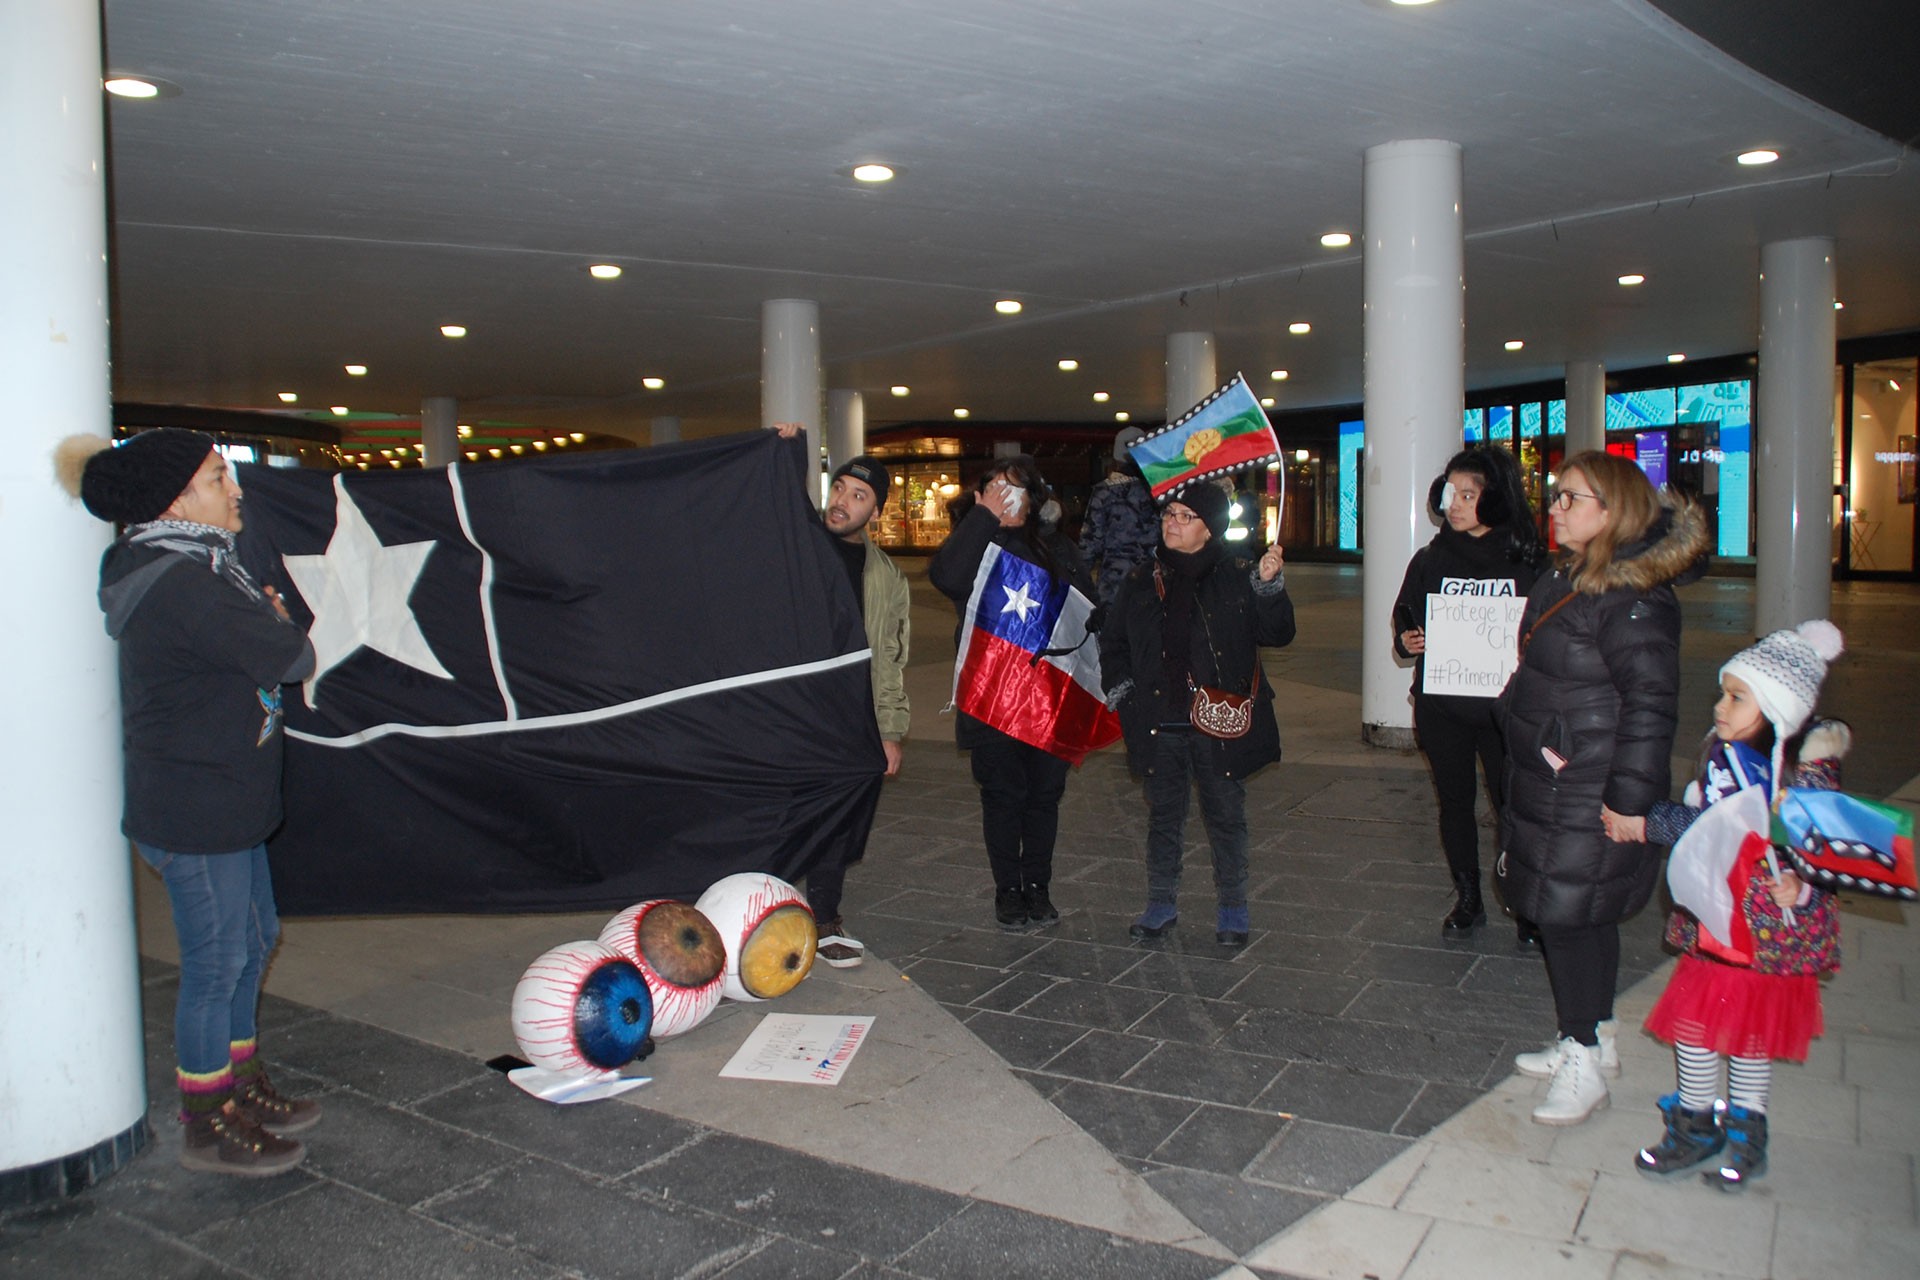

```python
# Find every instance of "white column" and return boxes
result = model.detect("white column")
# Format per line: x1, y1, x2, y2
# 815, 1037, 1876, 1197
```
1361, 140, 1465, 748
1755, 237, 1836, 632
762, 299, 823, 505
1, 0, 149, 1191
420, 397, 458, 468
650, 416, 681, 447
1564, 361, 1606, 457
1165, 331, 1217, 422
827, 389, 866, 469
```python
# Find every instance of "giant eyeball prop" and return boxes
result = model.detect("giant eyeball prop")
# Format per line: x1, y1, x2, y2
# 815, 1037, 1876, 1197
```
694, 873, 818, 1002
597, 900, 726, 1037
511, 940, 654, 1073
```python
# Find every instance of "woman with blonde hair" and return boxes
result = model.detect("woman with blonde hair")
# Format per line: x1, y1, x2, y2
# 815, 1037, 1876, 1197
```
1498, 451, 1710, 1126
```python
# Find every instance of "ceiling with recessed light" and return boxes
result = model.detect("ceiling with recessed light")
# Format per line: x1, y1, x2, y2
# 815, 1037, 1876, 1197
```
100, 0, 1920, 442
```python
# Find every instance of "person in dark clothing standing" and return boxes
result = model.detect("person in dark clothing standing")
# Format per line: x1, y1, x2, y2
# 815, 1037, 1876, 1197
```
928, 457, 1094, 931
1101, 482, 1295, 947
1082, 426, 1159, 608
1498, 450, 1710, 1126
60, 429, 320, 1177
1392, 446, 1544, 940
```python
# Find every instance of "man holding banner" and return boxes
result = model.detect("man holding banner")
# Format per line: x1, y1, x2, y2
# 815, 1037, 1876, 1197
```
929, 457, 1112, 932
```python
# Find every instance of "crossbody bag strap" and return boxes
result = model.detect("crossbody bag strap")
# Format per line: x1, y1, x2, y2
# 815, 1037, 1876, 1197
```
1518, 590, 1577, 659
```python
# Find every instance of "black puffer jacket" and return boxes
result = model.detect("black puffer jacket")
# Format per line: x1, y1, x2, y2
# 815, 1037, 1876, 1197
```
1100, 546, 1296, 780
929, 504, 1094, 750
1496, 498, 1710, 927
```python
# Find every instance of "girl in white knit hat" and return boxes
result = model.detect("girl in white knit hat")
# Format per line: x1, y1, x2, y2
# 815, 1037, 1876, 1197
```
1605, 619, 1848, 1192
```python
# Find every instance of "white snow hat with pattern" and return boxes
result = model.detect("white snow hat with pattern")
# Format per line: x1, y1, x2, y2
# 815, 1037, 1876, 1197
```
1720, 618, 1844, 739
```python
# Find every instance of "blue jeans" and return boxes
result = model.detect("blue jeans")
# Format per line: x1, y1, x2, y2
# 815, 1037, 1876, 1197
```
1144, 730, 1249, 909
136, 842, 280, 1079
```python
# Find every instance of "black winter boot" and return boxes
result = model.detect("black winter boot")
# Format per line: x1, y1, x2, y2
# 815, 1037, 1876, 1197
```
1023, 882, 1059, 927
1634, 1093, 1724, 1179
1710, 1105, 1768, 1192
1442, 871, 1486, 936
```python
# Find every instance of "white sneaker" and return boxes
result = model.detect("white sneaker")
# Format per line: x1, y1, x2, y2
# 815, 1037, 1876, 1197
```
1515, 1019, 1620, 1078
1531, 1038, 1610, 1126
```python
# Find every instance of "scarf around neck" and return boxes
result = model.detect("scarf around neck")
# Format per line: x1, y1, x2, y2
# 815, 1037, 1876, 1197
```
123, 519, 266, 603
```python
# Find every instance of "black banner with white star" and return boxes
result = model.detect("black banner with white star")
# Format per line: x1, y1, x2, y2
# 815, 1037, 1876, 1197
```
235, 432, 883, 915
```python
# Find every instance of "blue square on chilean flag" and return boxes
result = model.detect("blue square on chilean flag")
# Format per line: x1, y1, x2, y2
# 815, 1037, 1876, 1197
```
971, 550, 1068, 651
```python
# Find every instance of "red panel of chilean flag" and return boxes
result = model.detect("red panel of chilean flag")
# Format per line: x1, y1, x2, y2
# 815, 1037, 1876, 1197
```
951, 545, 1122, 766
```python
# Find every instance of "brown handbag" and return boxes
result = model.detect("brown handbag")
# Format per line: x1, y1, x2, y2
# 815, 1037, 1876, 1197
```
1154, 564, 1260, 740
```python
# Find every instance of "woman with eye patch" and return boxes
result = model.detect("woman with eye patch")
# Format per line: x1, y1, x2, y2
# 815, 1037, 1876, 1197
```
1392, 446, 1545, 941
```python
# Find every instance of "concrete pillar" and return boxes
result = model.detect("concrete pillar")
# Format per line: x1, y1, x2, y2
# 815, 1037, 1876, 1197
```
762, 299, 823, 505
1, 0, 149, 1199
420, 397, 459, 468
1166, 332, 1217, 423
650, 416, 681, 447
1564, 361, 1606, 457
1755, 237, 1837, 632
1361, 140, 1466, 749
827, 389, 865, 469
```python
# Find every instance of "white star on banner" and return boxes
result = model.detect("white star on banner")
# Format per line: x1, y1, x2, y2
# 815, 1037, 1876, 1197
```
283, 475, 453, 708
1000, 582, 1040, 622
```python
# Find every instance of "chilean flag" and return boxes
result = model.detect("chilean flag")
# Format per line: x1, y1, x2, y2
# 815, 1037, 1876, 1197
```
952, 545, 1123, 765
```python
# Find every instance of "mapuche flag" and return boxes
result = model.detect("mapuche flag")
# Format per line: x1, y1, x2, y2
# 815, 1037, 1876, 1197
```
1128, 373, 1281, 499
950, 545, 1121, 766
234, 432, 883, 915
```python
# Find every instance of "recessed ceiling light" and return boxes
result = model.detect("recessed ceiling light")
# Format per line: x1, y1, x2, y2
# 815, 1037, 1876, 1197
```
1270, 369, 1289, 382
642, 376, 665, 390
1618, 273, 1646, 286
588, 263, 623, 279
277, 391, 298, 403
552, 436, 567, 446
1296, 448, 1310, 462
570, 432, 586, 442
488, 448, 502, 458
1260, 397, 1276, 408
1390, 0, 1441, 6
532, 440, 547, 451
440, 324, 467, 338
511, 444, 525, 454
994, 299, 1022, 315
1667, 353, 1686, 363
1736, 149, 1779, 166
1834, 301, 1845, 310
465, 451, 479, 461
344, 364, 368, 376
1058, 359, 1079, 372
104, 77, 160, 99
1504, 339, 1525, 351
954, 408, 970, 419
1093, 391, 1110, 403
330, 405, 349, 415
1289, 321, 1311, 335
890, 385, 910, 397
1114, 411, 1130, 422
380, 448, 393, 458
457, 424, 472, 438
1320, 232, 1352, 248
357, 462, 369, 470
852, 163, 895, 183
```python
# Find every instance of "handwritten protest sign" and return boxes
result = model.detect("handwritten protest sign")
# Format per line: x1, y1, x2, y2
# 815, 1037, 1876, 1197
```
1421, 594, 1526, 697
719, 1013, 875, 1086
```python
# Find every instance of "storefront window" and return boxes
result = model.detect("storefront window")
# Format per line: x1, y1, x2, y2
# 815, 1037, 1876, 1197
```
1844, 358, 1918, 573
870, 462, 966, 551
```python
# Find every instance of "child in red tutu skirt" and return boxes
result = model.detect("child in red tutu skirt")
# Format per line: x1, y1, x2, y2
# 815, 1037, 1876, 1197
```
1606, 619, 1848, 1192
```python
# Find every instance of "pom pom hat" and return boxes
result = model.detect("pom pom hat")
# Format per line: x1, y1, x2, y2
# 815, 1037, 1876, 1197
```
1720, 619, 1845, 741
62, 428, 218, 524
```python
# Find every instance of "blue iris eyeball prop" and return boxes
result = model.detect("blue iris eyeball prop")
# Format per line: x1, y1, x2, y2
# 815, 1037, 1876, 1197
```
511, 940, 654, 1074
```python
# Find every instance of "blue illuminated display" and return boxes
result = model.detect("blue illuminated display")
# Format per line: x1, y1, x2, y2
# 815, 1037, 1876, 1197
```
1462, 408, 1484, 442
1676, 380, 1753, 557
1605, 388, 1677, 431
1339, 419, 1365, 551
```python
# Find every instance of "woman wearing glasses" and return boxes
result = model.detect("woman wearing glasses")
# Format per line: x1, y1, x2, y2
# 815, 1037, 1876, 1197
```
1392, 446, 1546, 941
1498, 451, 1709, 1126
1100, 482, 1295, 947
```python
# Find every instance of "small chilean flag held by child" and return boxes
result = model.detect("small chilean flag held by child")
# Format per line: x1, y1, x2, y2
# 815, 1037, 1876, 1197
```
951, 545, 1122, 765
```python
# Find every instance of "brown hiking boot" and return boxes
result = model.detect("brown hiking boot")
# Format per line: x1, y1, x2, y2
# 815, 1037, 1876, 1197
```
181, 1105, 305, 1177
234, 1072, 323, 1135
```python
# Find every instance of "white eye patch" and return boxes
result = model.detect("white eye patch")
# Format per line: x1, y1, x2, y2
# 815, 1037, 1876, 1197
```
1440, 482, 1456, 513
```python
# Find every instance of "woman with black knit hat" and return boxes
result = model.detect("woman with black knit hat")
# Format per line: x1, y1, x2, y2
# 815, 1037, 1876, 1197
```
1392, 446, 1545, 940
56, 428, 321, 1176
1101, 481, 1295, 947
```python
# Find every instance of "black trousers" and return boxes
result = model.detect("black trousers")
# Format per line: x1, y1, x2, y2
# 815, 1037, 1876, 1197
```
969, 729, 1071, 892
805, 856, 849, 926
1537, 921, 1620, 1045
1413, 695, 1507, 882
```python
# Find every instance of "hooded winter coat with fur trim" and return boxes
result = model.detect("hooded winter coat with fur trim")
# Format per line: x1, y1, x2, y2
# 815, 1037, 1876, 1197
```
1496, 498, 1711, 928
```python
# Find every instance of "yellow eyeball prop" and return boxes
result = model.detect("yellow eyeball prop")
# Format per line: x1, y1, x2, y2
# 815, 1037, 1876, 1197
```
694, 873, 818, 1002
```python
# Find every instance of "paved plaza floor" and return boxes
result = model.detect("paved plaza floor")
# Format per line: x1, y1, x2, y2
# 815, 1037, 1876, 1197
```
5, 565, 1917, 1278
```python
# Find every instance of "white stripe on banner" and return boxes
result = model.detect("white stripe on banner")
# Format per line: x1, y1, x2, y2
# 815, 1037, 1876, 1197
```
287, 648, 872, 748
444, 462, 518, 721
